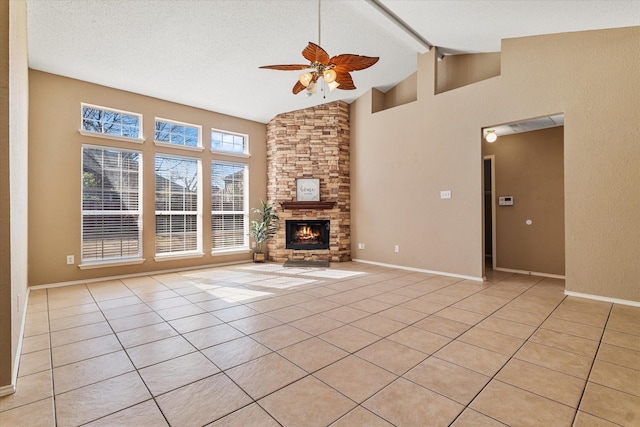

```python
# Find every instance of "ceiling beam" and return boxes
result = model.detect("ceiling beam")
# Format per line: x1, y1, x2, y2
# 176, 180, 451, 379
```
363, 0, 433, 52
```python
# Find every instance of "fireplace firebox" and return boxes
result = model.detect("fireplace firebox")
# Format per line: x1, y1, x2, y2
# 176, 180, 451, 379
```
286, 220, 330, 250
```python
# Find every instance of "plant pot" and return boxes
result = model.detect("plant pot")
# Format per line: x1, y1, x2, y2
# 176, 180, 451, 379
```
253, 253, 265, 263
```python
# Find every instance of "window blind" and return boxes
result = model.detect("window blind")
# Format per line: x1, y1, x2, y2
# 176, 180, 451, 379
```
155, 154, 201, 255
211, 161, 248, 250
82, 146, 141, 261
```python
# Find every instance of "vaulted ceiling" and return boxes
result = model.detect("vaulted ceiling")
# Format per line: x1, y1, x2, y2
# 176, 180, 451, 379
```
26, 0, 640, 123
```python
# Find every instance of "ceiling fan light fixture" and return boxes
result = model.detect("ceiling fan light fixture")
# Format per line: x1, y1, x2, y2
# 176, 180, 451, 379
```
306, 81, 318, 94
299, 72, 313, 87
485, 130, 497, 143
323, 68, 337, 83
259, 2, 379, 96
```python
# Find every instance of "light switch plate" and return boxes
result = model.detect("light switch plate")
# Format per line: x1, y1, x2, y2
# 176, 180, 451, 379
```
440, 190, 452, 199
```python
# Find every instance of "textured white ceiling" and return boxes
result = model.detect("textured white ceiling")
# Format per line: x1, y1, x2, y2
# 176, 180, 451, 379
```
26, 0, 640, 124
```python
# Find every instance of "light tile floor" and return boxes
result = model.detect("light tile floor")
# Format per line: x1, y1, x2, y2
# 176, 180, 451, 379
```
1, 262, 640, 426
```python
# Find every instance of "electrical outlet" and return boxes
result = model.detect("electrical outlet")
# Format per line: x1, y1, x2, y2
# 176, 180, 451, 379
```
440, 190, 452, 199
394, 245, 400, 253
66, 255, 74, 265
358, 243, 365, 250
252, 241, 256, 248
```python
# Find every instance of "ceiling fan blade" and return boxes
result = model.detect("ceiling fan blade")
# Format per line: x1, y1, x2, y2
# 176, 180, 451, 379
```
292, 80, 306, 94
330, 54, 379, 72
334, 71, 356, 90
302, 42, 330, 64
259, 64, 312, 71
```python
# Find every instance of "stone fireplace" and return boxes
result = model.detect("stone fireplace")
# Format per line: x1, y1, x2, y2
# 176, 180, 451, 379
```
266, 101, 351, 262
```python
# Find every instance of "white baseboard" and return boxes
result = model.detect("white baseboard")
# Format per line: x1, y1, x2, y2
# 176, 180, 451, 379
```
0, 383, 16, 397
1, 287, 29, 397
493, 267, 565, 280
352, 259, 484, 282
30, 259, 253, 290
565, 290, 640, 308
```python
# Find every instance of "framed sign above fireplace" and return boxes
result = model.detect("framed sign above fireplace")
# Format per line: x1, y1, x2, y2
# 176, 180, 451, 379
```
296, 178, 320, 201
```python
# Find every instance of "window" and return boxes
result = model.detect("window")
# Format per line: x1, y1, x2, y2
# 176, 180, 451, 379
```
154, 118, 202, 150
82, 146, 142, 262
211, 161, 248, 251
81, 104, 142, 141
211, 129, 248, 155
155, 154, 202, 256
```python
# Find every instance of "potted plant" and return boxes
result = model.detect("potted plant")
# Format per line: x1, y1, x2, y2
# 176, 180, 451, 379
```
249, 199, 279, 262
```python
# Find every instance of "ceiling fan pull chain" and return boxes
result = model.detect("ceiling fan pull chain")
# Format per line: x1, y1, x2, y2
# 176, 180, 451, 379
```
318, 0, 321, 47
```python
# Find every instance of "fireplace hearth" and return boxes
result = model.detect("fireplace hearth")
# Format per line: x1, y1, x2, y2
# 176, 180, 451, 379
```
286, 220, 330, 250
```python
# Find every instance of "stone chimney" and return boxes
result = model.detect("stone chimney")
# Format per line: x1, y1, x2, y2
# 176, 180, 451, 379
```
266, 101, 351, 262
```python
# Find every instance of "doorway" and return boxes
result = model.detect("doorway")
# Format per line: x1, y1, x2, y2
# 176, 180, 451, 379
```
481, 115, 565, 278
483, 155, 496, 274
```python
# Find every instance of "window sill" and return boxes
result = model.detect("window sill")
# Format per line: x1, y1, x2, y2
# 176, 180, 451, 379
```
154, 252, 205, 262
211, 248, 251, 256
154, 141, 204, 152
211, 150, 251, 159
79, 130, 145, 144
79, 258, 145, 270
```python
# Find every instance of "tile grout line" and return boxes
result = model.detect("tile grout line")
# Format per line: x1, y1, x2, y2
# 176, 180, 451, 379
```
15, 269, 506, 416
415, 291, 556, 424
110, 272, 306, 426
569, 303, 614, 427
83, 279, 174, 427
451, 293, 570, 424
24, 267, 465, 425
46, 289, 58, 427
411, 275, 569, 425
170, 267, 534, 425
248, 270, 539, 425
191, 266, 434, 426
8, 264, 635, 426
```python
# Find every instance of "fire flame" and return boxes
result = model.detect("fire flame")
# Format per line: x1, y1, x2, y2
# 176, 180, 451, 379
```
297, 226, 320, 241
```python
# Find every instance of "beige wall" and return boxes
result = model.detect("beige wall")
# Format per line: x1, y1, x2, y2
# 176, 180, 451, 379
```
374, 72, 418, 112
1, 0, 29, 392
351, 27, 640, 302
28, 71, 267, 286
484, 127, 565, 276
436, 52, 501, 94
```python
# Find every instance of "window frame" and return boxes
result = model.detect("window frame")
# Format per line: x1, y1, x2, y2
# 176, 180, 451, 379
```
210, 128, 250, 158
79, 103, 145, 144
211, 160, 250, 254
154, 117, 204, 152
154, 153, 204, 260
79, 144, 144, 268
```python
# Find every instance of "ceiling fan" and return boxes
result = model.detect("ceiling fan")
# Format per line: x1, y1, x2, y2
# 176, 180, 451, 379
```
259, 0, 379, 96
260, 42, 379, 96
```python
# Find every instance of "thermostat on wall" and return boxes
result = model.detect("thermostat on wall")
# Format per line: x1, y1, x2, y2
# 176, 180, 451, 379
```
499, 196, 514, 206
